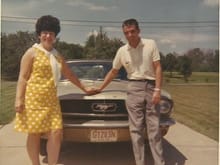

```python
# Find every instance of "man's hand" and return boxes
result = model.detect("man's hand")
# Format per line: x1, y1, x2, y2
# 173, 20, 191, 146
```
151, 91, 161, 105
84, 87, 101, 95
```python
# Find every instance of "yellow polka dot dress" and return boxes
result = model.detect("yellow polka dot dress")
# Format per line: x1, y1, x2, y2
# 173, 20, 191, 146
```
14, 47, 63, 133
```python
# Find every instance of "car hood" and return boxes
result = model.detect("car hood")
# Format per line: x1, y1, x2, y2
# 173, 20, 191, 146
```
57, 80, 128, 100
57, 79, 171, 100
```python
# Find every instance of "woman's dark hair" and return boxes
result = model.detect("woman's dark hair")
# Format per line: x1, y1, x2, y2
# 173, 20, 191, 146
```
122, 18, 139, 30
35, 15, 60, 36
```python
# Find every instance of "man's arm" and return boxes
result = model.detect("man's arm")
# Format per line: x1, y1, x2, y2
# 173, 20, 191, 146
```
154, 60, 162, 89
98, 68, 119, 91
152, 60, 162, 104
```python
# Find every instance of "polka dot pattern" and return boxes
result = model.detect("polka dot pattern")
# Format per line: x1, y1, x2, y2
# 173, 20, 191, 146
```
15, 48, 63, 133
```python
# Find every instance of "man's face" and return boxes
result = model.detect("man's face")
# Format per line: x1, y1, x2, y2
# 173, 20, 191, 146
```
122, 25, 140, 45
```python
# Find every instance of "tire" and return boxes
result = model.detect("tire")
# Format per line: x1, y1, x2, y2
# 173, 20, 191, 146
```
160, 127, 169, 136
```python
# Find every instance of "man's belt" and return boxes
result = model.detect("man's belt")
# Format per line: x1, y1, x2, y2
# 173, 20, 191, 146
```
128, 79, 155, 85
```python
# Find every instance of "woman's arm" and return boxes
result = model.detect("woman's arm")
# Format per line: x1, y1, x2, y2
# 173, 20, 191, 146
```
15, 48, 34, 113
60, 57, 96, 95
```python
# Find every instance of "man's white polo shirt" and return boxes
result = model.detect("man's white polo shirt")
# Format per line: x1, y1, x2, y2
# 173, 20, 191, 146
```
113, 38, 160, 80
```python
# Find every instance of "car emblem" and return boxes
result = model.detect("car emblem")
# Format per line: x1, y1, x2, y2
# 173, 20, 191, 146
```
91, 103, 117, 112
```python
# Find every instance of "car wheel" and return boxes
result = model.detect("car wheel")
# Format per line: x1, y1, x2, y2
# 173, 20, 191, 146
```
40, 138, 47, 156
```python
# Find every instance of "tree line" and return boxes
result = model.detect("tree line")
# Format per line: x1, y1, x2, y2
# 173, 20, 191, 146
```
1, 31, 219, 81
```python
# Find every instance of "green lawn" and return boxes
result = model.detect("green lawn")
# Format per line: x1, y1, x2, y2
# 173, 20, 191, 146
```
0, 72, 219, 141
163, 72, 219, 84
163, 84, 219, 141
0, 80, 16, 124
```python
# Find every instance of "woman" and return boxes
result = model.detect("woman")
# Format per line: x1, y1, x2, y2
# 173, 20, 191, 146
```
14, 15, 95, 165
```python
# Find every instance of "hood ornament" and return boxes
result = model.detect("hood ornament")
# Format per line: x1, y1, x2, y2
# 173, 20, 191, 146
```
92, 103, 117, 112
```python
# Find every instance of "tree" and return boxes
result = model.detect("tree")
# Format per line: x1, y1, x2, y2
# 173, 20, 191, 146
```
203, 49, 219, 72
212, 50, 219, 72
84, 27, 124, 59
1, 30, 218, 80
184, 48, 219, 72
165, 53, 177, 77
55, 41, 84, 59
178, 55, 192, 82
159, 52, 166, 70
1, 31, 37, 80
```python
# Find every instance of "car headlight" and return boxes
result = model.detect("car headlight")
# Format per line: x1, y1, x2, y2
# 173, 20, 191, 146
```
156, 97, 174, 115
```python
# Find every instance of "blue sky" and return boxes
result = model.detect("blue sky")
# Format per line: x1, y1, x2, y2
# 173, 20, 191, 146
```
1, 0, 219, 54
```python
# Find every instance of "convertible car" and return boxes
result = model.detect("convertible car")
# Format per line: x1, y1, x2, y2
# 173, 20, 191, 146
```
40, 59, 175, 154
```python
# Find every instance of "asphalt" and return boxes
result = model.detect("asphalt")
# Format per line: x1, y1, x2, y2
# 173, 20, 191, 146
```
0, 121, 218, 165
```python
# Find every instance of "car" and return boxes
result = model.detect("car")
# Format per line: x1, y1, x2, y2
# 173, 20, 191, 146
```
40, 59, 175, 154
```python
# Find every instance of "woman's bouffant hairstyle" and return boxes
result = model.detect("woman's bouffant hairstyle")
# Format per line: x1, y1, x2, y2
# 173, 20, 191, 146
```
35, 15, 60, 36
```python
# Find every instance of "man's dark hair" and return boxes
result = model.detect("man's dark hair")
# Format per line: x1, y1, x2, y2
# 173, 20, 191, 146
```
122, 18, 139, 30
35, 15, 60, 36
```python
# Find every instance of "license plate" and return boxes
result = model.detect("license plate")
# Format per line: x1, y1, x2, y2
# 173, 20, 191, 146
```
90, 129, 118, 142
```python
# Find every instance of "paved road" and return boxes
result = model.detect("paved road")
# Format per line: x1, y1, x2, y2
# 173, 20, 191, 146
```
0, 122, 218, 165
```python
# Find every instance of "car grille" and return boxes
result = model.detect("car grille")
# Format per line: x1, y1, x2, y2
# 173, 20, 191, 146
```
60, 99, 128, 120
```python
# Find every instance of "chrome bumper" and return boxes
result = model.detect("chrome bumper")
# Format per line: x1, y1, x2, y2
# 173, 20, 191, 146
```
160, 118, 176, 127
63, 120, 130, 142
60, 118, 175, 142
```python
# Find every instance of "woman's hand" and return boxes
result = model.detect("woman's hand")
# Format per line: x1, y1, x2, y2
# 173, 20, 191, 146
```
15, 101, 25, 113
84, 87, 100, 95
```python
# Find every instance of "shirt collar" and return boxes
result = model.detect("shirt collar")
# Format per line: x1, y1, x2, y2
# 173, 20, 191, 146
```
126, 38, 144, 50
33, 43, 57, 56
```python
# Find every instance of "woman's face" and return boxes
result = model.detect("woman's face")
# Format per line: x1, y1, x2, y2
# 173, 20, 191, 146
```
39, 31, 56, 50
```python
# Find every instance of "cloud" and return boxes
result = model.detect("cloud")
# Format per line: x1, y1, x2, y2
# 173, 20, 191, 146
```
104, 27, 121, 32
155, 31, 216, 44
202, 0, 219, 7
153, 31, 217, 53
159, 39, 177, 49
87, 30, 98, 37
66, 0, 117, 11
160, 39, 173, 44
2, 1, 41, 16
45, 0, 57, 2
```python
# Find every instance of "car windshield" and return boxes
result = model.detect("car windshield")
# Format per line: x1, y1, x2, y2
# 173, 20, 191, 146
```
62, 61, 127, 80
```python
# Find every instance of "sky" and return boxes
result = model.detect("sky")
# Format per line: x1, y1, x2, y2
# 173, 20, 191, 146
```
1, 0, 219, 54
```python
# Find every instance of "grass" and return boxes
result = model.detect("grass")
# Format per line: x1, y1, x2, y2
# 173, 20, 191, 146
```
0, 80, 16, 124
163, 84, 219, 141
163, 72, 219, 84
162, 72, 219, 141
0, 72, 219, 141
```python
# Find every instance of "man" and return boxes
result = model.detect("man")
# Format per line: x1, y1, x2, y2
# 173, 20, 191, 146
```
97, 18, 165, 165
